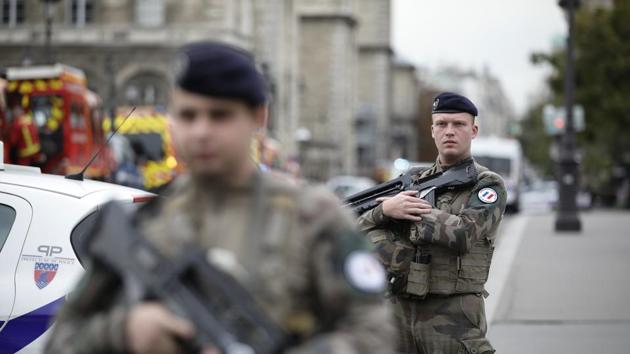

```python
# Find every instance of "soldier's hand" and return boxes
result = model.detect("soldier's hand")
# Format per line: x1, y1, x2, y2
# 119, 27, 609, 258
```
126, 302, 197, 354
377, 190, 432, 222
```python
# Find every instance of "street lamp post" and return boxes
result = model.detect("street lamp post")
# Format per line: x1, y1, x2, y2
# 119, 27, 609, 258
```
555, 0, 582, 232
41, 0, 61, 64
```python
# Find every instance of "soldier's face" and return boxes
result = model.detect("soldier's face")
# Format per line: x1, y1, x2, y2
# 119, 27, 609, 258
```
169, 89, 266, 178
431, 113, 478, 164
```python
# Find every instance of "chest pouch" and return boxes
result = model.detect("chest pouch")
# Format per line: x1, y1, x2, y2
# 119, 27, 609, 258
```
404, 249, 431, 298
405, 262, 430, 298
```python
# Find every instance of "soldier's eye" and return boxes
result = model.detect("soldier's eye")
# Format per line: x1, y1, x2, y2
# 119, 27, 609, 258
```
210, 108, 232, 122
177, 109, 197, 122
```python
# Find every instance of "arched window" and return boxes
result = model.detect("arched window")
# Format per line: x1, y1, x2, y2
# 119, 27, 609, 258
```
121, 73, 168, 108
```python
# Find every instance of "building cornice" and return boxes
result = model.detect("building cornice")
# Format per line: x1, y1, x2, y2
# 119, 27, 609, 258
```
0, 25, 254, 49
358, 44, 393, 55
299, 13, 357, 27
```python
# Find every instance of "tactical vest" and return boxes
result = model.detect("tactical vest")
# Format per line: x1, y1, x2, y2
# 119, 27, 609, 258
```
368, 163, 496, 298
135, 175, 331, 337
404, 163, 496, 297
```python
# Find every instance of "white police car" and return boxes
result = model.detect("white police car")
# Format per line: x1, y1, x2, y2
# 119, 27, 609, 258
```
0, 143, 154, 353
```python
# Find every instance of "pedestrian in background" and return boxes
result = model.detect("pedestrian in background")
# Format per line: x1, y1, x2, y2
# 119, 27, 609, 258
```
8, 106, 44, 166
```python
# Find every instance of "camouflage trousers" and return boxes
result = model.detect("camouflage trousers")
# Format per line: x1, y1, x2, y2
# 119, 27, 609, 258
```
392, 294, 495, 354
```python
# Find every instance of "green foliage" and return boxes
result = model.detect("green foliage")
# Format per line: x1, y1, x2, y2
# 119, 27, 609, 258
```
518, 102, 554, 177
527, 0, 630, 190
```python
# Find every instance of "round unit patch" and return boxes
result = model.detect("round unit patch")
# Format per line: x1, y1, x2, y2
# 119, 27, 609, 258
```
344, 251, 386, 293
478, 187, 498, 204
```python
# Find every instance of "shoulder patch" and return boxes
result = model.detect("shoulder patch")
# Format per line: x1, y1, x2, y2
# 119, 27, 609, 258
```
344, 251, 386, 293
478, 187, 498, 204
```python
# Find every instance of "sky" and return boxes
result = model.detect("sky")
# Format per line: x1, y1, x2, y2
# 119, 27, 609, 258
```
392, 0, 567, 116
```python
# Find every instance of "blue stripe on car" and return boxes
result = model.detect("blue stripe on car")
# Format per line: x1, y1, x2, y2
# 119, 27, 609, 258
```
0, 297, 65, 353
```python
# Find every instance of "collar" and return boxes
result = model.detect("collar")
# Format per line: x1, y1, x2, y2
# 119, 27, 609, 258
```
433, 156, 475, 173
191, 169, 261, 193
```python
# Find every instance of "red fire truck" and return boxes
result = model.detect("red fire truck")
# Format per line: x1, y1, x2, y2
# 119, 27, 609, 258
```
1, 64, 112, 179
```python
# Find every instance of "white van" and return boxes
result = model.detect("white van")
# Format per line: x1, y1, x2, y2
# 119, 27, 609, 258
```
471, 137, 523, 212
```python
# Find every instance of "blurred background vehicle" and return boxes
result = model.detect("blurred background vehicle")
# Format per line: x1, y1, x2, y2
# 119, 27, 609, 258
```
1, 64, 113, 179
472, 137, 523, 213
103, 107, 179, 192
326, 175, 376, 200
521, 179, 592, 213
389, 158, 433, 181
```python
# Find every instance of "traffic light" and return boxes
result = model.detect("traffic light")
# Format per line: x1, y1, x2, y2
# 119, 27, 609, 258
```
543, 104, 585, 135
554, 116, 565, 130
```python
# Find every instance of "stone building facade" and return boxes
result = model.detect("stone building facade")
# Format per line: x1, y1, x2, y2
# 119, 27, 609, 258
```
419, 66, 516, 140
295, 0, 358, 179
390, 59, 418, 161
0, 0, 418, 181
355, 0, 390, 174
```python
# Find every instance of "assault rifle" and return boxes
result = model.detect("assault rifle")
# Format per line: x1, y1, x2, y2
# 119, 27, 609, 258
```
345, 160, 477, 215
84, 202, 287, 354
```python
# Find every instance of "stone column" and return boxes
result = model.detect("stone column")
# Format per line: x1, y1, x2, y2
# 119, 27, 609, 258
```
251, 0, 300, 158
356, 0, 392, 173
296, 0, 358, 180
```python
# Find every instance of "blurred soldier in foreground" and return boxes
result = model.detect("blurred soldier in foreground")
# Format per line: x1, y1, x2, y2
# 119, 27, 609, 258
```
358, 93, 506, 354
45, 42, 394, 354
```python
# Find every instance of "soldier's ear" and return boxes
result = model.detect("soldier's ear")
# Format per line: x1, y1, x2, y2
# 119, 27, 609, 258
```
472, 122, 479, 139
252, 104, 268, 130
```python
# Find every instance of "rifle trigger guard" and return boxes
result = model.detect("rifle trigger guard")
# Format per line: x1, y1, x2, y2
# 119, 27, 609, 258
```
418, 186, 437, 199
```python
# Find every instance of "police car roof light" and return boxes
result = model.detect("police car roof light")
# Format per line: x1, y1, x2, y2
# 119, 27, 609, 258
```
4, 164, 42, 174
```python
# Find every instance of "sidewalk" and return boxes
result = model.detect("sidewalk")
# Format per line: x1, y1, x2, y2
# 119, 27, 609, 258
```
487, 210, 630, 354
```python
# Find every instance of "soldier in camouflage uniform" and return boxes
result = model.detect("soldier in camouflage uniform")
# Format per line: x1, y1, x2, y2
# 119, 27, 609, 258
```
358, 92, 507, 354
45, 42, 395, 354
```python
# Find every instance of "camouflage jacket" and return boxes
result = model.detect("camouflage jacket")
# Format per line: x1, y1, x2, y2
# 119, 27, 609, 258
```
358, 157, 507, 296
45, 171, 395, 354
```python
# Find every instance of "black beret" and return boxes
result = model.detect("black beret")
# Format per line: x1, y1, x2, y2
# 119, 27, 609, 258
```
174, 41, 267, 106
431, 92, 478, 117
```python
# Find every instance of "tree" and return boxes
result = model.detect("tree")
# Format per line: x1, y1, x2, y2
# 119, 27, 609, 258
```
518, 101, 554, 177
530, 0, 630, 206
